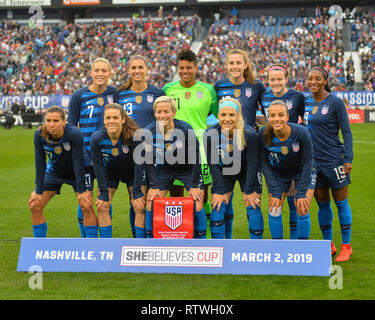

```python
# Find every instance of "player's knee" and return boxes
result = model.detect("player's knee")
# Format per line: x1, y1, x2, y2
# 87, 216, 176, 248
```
28, 197, 42, 212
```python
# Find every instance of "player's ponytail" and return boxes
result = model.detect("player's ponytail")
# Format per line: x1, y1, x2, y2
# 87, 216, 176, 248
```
263, 100, 289, 146
104, 103, 139, 145
39, 106, 66, 141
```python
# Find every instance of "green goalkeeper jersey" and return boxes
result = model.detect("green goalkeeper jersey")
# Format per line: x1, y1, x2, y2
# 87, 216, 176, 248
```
162, 80, 218, 141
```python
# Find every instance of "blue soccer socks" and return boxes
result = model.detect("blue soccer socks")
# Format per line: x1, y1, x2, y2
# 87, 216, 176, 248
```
335, 199, 352, 244
210, 203, 227, 239
195, 208, 207, 239
287, 196, 298, 239
129, 204, 136, 238
268, 209, 283, 239
297, 212, 311, 240
317, 201, 333, 241
99, 225, 112, 238
83, 225, 98, 238
77, 206, 86, 238
247, 206, 264, 239
145, 209, 153, 238
32, 222, 47, 237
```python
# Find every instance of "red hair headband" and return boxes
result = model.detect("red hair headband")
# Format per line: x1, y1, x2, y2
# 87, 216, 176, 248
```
268, 65, 288, 76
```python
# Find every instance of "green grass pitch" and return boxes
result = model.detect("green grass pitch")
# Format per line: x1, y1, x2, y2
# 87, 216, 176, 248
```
0, 124, 374, 300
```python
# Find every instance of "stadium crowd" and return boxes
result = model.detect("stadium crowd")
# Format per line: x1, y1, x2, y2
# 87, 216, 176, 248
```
1, 5, 374, 96
197, 10, 347, 92
1, 14, 199, 95
350, 7, 375, 91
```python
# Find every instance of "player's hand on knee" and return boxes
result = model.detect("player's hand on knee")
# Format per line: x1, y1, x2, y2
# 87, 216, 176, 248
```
296, 198, 309, 216
95, 198, 110, 211
132, 197, 146, 212
78, 190, 93, 209
269, 197, 282, 215
189, 188, 203, 203
244, 192, 260, 210
147, 188, 160, 203
211, 193, 226, 211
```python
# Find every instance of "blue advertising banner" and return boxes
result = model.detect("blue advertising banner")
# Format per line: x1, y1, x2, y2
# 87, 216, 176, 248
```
0, 95, 71, 111
17, 238, 331, 276
333, 91, 375, 107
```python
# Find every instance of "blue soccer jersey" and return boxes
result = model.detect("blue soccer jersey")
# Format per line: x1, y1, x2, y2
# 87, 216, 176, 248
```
90, 128, 135, 201
261, 88, 305, 124
258, 123, 313, 199
67, 86, 118, 166
214, 78, 266, 127
132, 119, 201, 199
33, 123, 86, 195
203, 123, 259, 195
117, 84, 165, 129
304, 93, 353, 165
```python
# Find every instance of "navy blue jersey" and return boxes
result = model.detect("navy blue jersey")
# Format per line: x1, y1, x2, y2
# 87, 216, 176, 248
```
214, 78, 266, 127
258, 123, 313, 199
33, 123, 86, 195
67, 86, 118, 166
260, 88, 305, 123
90, 128, 135, 201
203, 123, 259, 195
304, 93, 353, 165
133, 119, 201, 198
117, 84, 165, 129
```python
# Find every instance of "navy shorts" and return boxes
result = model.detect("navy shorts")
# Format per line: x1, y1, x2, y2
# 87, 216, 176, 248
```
43, 172, 79, 194
157, 167, 204, 191
316, 160, 351, 190
107, 174, 134, 189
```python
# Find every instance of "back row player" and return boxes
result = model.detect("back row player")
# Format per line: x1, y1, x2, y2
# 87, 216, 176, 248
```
68, 56, 164, 238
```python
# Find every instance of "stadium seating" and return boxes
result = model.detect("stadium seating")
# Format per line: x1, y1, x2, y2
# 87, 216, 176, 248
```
2, 5, 374, 95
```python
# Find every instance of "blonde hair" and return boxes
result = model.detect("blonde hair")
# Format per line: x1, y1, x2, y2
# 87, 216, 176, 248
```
226, 49, 256, 85
218, 97, 246, 151
91, 58, 114, 86
153, 96, 177, 113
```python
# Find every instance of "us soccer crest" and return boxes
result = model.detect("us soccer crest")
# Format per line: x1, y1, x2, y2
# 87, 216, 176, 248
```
286, 100, 293, 110
122, 145, 129, 154
147, 94, 153, 103
321, 105, 329, 115
107, 95, 114, 104
292, 142, 300, 152
165, 203, 183, 230
197, 91, 203, 99
63, 142, 71, 151
153, 197, 194, 239
245, 87, 252, 97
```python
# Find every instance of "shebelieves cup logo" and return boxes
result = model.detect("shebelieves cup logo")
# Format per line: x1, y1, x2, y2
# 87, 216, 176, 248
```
165, 205, 183, 230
